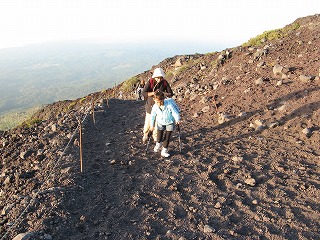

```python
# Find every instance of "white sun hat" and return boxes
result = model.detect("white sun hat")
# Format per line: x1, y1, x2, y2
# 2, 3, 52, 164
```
152, 68, 165, 78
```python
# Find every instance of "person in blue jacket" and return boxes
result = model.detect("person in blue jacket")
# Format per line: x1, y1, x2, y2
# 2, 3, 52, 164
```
150, 90, 181, 157
141, 67, 173, 143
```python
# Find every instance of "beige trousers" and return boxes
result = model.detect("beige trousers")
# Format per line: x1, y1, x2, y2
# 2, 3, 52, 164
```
143, 112, 157, 141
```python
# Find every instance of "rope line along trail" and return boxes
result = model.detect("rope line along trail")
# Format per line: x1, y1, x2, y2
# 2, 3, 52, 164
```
0, 93, 106, 240
2, 84, 124, 239
79, 118, 83, 173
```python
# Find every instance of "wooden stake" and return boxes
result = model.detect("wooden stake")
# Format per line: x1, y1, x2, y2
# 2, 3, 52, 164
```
79, 120, 83, 173
91, 100, 96, 125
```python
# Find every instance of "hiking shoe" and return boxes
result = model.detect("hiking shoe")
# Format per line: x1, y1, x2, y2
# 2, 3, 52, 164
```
161, 148, 170, 157
154, 142, 162, 152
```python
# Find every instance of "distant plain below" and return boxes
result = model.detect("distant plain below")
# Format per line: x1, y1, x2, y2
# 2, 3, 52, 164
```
0, 41, 224, 130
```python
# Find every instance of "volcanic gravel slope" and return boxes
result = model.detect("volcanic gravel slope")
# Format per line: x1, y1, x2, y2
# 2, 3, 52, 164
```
1, 14, 320, 240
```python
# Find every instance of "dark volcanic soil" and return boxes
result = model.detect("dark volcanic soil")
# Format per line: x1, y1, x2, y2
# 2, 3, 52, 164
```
44, 97, 320, 240
1, 14, 320, 240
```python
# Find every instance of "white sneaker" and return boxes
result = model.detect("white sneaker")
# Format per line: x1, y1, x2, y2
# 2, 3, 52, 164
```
161, 148, 170, 157
154, 142, 162, 152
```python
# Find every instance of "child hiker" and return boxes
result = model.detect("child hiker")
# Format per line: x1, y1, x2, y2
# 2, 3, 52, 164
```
149, 91, 181, 157
141, 67, 173, 143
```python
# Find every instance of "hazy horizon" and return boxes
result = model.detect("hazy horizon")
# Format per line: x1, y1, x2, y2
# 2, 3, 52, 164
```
0, 40, 226, 120
0, 39, 228, 55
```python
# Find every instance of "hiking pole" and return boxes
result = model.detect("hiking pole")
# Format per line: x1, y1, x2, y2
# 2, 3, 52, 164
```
145, 131, 153, 155
177, 124, 182, 153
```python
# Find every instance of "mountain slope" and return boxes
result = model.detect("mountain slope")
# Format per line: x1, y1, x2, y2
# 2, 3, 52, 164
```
0, 14, 319, 239
0, 42, 184, 130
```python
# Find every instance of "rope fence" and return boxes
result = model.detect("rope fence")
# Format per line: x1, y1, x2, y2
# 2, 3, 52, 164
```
0, 89, 114, 240
1, 84, 183, 239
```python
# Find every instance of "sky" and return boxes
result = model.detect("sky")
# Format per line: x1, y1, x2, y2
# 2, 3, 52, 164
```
0, 0, 319, 50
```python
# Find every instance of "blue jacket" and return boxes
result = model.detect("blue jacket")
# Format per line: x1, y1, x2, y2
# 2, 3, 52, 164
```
150, 98, 180, 127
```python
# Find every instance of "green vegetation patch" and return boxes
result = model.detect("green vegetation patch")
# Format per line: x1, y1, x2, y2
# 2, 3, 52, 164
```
120, 76, 139, 92
20, 117, 42, 128
0, 106, 42, 131
175, 65, 188, 75
243, 23, 300, 47
67, 101, 77, 111
210, 59, 219, 68
165, 71, 174, 79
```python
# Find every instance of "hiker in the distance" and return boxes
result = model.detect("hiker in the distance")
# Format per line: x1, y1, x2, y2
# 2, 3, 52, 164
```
135, 79, 145, 100
141, 67, 173, 143
150, 90, 180, 157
